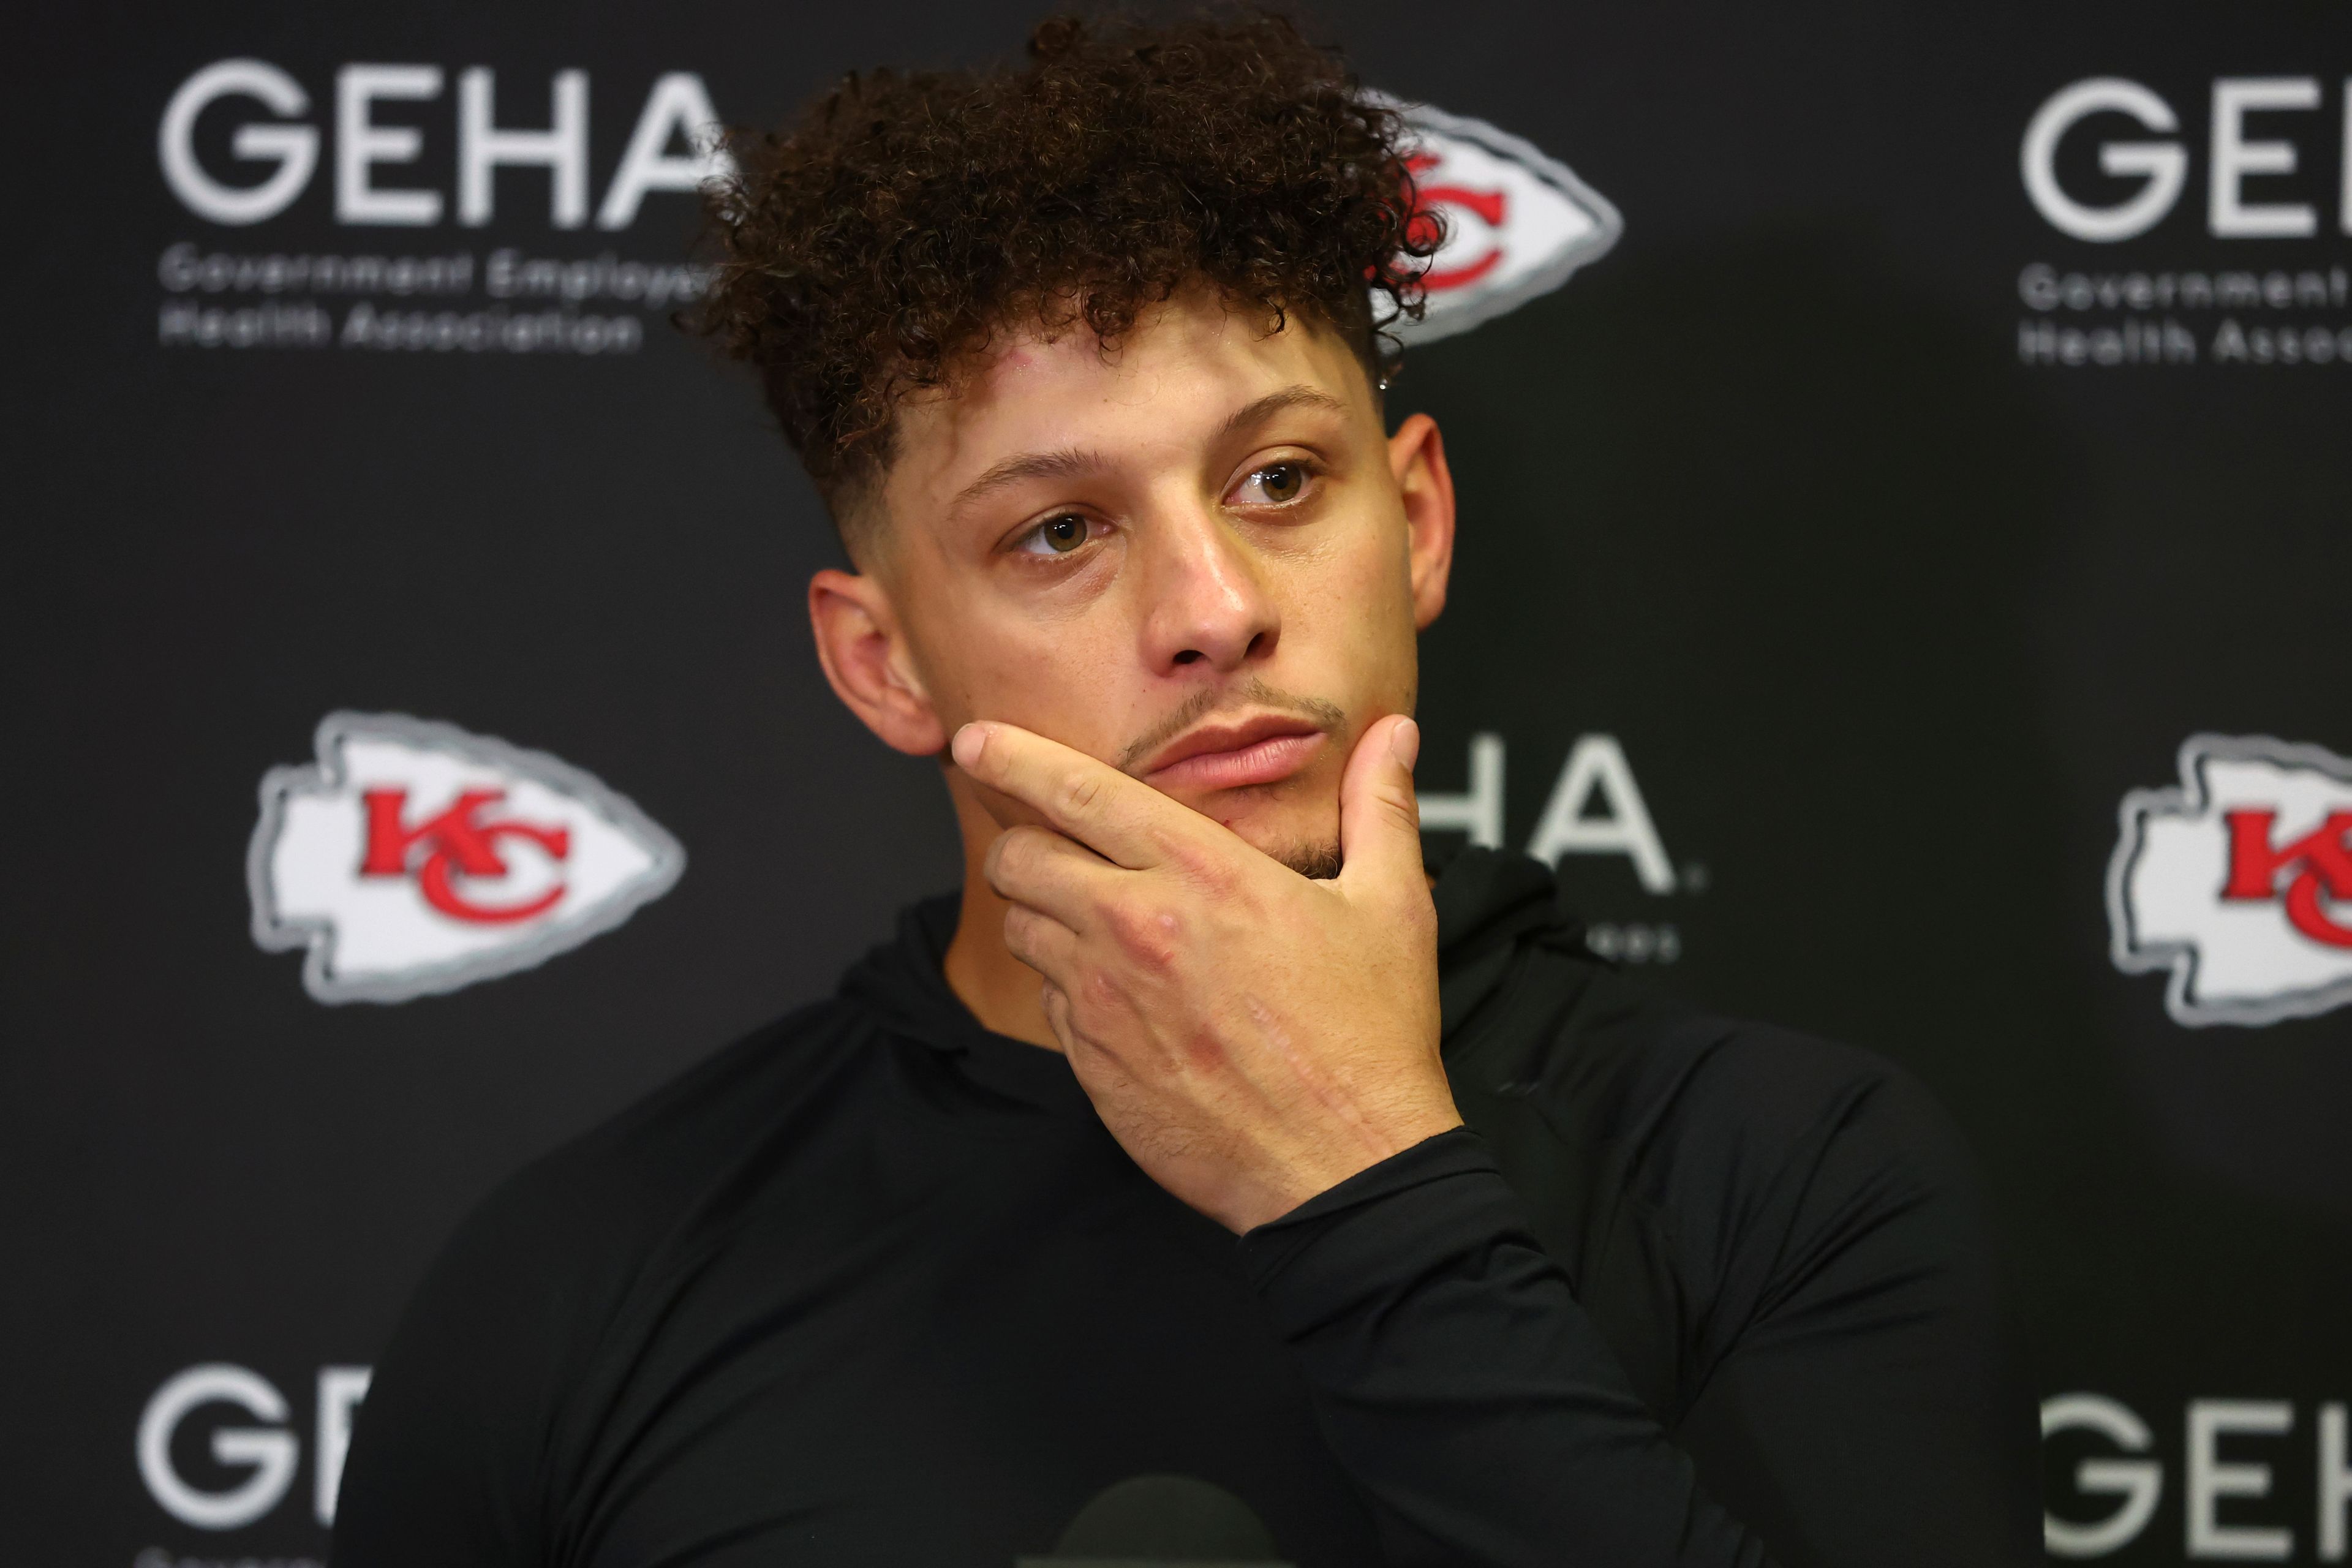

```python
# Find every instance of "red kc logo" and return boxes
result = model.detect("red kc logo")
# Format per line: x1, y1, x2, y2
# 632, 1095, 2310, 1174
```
1406, 150, 1509, 292
358, 787, 571, 925
2221, 809, 2352, 949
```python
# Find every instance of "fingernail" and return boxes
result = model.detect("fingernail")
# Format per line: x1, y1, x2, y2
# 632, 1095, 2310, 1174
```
951, 723, 989, 771
1390, 717, 1420, 772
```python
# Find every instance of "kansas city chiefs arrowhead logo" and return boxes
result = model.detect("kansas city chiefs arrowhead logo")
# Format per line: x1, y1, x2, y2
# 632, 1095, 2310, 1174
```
1385, 99, 1623, 344
248, 712, 685, 1004
2108, 734, 2352, 1028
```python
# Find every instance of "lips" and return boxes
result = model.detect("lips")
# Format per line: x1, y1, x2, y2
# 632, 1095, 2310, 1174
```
1136, 712, 1329, 793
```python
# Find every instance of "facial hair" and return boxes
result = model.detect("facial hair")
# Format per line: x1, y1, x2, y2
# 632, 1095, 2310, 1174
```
1273, 839, 1346, 880
1117, 676, 1352, 880
1115, 675, 1346, 775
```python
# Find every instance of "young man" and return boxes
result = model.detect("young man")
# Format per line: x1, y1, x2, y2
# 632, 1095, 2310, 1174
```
334, 15, 2038, 1566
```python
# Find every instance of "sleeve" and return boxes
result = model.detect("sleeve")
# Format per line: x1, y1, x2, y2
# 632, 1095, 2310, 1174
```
330, 1176, 581, 1568
1233, 1099, 2038, 1568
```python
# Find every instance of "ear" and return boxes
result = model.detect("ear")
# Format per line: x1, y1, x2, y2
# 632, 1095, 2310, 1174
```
808, 568, 948, 756
1389, 412, 1457, 629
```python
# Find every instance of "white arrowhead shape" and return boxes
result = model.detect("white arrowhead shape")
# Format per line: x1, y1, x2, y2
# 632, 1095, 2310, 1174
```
247, 711, 685, 1004
1384, 99, 1624, 345
2107, 733, 2352, 1027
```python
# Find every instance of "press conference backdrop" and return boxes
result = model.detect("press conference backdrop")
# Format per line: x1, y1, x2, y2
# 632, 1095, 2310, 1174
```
7, 0, 2350, 1560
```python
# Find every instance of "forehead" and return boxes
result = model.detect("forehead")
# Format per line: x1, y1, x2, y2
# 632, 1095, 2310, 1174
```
877, 293, 1373, 519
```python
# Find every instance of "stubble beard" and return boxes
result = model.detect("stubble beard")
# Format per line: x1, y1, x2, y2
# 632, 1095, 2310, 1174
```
1120, 676, 1351, 880
1272, 839, 1346, 880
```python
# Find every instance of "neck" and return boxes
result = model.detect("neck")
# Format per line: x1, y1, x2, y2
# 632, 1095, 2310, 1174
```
941, 774, 1062, 1050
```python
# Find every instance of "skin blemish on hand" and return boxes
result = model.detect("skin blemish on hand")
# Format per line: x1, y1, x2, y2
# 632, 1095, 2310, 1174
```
1182, 1026, 1229, 1074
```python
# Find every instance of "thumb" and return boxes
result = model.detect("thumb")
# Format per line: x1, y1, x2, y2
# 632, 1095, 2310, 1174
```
1336, 714, 1425, 897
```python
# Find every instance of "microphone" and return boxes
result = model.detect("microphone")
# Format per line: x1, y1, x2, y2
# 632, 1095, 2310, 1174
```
1016, 1474, 1294, 1567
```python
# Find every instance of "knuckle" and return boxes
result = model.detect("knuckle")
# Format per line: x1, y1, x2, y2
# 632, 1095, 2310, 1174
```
1057, 771, 1104, 821
990, 827, 1065, 897
1000, 904, 1038, 954
1161, 831, 1225, 887
991, 828, 1038, 881
1041, 985, 1080, 1045
1104, 899, 1180, 970
1102, 900, 1149, 949
1003, 904, 1064, 971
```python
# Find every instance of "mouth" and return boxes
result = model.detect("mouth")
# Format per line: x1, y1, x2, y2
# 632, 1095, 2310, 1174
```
1135, 711, 1330, 793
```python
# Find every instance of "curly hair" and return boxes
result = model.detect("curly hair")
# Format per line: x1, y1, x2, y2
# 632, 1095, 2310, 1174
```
696, 10, 1435, 528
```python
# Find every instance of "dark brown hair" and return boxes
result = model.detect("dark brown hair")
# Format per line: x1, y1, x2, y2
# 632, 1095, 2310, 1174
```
695, 10, 1435, 525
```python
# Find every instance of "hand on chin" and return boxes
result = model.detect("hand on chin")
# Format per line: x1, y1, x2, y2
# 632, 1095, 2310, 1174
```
954, 712, 1457, 1234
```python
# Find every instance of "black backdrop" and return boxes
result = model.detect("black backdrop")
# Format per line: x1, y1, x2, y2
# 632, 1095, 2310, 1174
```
9, 1, 2352, 1561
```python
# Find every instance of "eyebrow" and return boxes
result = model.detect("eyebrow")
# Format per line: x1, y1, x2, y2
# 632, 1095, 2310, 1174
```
1218, 384, 1349, 440
948, 447, 1107, 521
944, 384, 1350, 522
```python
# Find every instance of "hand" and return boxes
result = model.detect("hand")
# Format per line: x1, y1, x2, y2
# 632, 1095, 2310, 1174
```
952, 712, 1461, 1233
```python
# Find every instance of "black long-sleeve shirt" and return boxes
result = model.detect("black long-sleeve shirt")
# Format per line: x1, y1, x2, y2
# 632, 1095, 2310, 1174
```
332, 848, 2038, 1567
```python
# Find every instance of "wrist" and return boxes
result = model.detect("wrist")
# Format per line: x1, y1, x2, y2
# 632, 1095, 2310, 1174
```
1236, 1099, 1464, 1233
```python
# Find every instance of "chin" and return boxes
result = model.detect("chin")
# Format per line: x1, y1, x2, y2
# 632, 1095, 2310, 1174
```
1198, 791, 1343, 879
1268, 840, 1345, 879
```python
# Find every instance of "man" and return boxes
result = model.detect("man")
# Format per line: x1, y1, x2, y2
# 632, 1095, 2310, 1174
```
333, 14, 2038, 1566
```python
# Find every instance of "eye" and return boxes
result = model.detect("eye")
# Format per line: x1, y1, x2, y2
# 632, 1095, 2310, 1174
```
1235, 461, 1311, 507
1016, 513, 1095, 556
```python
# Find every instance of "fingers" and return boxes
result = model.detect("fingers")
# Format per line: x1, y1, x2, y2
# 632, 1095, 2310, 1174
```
984, 825, 1118, 932
1041, 981, 1109, 1065
952, 722, 1185, 870
1003, 902, 1077, 983
1336, 714, 1427, 899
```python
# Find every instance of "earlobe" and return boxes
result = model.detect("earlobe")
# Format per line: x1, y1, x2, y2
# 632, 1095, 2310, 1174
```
808, 568, 949, 756
1389, 413, 1457, 629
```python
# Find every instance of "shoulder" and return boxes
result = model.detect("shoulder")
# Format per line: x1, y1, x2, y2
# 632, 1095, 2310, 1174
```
1572, 993, 2016, 1412
1435, 850, 1961, 1194
337, 998, 883, 1556
442, 995, 879, 1304
1466, 954, 1989, 1311
1610, 989, 1964, 1189
331, 1001, 884, 1542
1477, 950, 1967, 1194
1643, 1004, 1987, 1248
378, 993, 888, 1416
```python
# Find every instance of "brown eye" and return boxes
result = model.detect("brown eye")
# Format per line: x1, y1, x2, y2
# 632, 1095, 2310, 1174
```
1253, 463, 1305, 503
1039, 514, 1088, 553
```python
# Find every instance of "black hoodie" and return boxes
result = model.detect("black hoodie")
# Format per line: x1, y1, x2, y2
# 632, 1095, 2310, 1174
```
333, 849, 2038, 1568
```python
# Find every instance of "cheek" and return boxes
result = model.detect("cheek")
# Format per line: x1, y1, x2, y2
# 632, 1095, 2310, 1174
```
1284, 523, 1418, 680
907, 599, 1144, 757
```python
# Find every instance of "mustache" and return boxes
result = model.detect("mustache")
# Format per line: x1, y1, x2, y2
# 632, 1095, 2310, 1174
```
1115, 677, 1347, 775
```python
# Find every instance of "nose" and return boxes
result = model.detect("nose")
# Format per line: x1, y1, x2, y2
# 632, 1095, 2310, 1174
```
1136, 503, 1281, 675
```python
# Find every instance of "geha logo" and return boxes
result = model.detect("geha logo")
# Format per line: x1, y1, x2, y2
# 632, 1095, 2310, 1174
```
159, 60, 729, 228
2041, 1391, 2352, 1558
1420, 731, 1694, 965
248, 712, 684, 1003
2022, 77, 2352, 243
138, 1363, 370, 1530
1389, 101, 1623, 343
2107, 734, 2352, 1027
